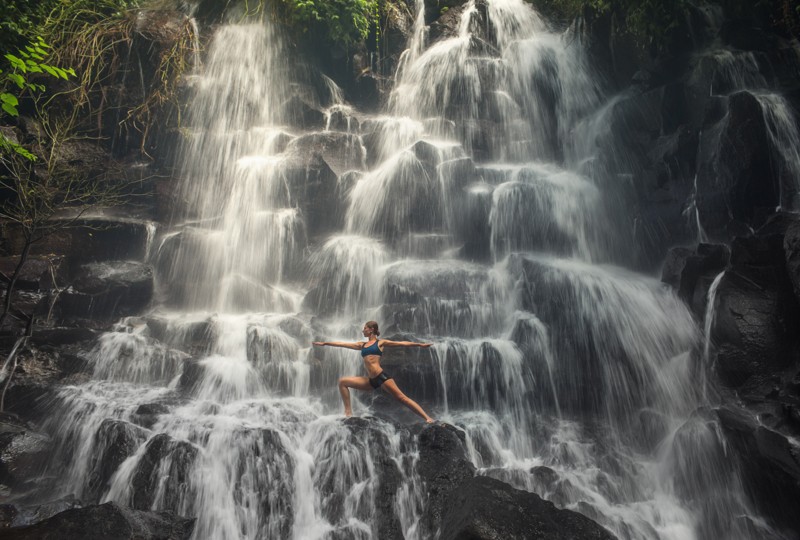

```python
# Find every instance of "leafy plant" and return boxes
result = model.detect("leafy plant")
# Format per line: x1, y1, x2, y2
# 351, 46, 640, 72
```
294, 0, 379, 45
1, 36, 74, 161
257, 0, 380, 47
38, 0, 195, 156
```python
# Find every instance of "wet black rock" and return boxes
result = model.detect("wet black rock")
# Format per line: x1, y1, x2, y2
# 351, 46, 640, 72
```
2, 501, 195, 540
661, 243, 730, 316
177, 358, 203, 393
350, 73, 384, 112
57, 261, 154, 320
283, 95, 326, 130
425, 0, 470, 26
3, 495, 80, 528
336, 418, 405, 540
783, 220, 800, 298
661, 246, 694, 289
3, 216, 153, 267
711, 228, 800, 396
130, 434, 198, 513
144, 315, 213, 355
1, 379, 54, 425
231, 428, 295, 539
29, 328, 97, 348
717, 407, 800, 534
326, 108, 360, 133
530, 465, 559, 491
0, 503, 17, 526
413, 423, 475, 531
132, 403, 170, 429
0, 420, 50, 491
412, 423, 613, 540
0, 256, 66, 292
384, 261, 487, 304
441, 475, 615, 540
713, 268, 791, 387
280, 152, 337, 241
696, 91, 777, 236
285, 132, 366, 177
86, 420, 148, 501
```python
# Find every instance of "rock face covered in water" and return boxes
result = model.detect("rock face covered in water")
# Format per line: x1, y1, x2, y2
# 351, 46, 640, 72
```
577, 3, 800, 268
664, 215, 800, 535
2, 0, 800, 538
442, 476, 615, 540
413, 423, 614, 540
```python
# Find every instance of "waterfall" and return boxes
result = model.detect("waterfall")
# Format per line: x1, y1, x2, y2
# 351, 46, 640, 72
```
756, 93, 800, 210
34, 2, 786, 539
692, 45, 800, 213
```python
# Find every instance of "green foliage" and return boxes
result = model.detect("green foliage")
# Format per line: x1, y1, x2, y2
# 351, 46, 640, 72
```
280, 0, 380, 46
33, 0, 194, 156
0, 0, 56, 53
0, 36, 74, 162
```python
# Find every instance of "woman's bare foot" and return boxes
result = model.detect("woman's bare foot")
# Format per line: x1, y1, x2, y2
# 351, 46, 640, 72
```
425, 417, 435, 423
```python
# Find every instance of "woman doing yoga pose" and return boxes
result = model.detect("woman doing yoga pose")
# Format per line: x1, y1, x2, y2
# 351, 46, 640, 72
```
313, 321, 435, 423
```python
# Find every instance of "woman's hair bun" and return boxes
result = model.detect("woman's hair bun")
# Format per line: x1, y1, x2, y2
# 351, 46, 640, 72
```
365, 320, 380, 336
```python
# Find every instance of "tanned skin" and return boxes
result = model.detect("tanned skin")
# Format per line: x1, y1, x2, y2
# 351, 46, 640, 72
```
313, 323, 434, 423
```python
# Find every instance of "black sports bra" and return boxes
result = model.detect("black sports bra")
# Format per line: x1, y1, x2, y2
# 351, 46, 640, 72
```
361, 340, 382, 357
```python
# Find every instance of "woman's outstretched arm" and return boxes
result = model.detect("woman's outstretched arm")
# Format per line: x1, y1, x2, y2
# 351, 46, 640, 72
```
313, 341, 363, 350
380, 340, 432, 348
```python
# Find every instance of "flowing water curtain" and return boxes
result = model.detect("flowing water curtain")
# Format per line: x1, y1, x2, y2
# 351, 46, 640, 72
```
166, 23, 303, 312
757, 93, 800, 210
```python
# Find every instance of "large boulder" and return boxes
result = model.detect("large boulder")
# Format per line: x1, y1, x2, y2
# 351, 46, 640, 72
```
381, 260, 496, 338
282, 95, 326, 130
696, 91, 777, 236
0, 256, 66, 292
2, 501, 195, 540
785, 220, 800, 298
279, 152, 338, 241
711, 232, 800, 394
56, 261, 154, 320
0, 419, 50, 491
326, 418, 405, 540
225, 427, 295, 539
412, 423, 613, 539
441, 475, 616, 540
413, 423, 476, 534
717, 407, 800, 534
661, 243, 730, 316
130, 434, 198, 513
285, 132, 366, 177
86, 420, 148, 502
2, 216, 153, 267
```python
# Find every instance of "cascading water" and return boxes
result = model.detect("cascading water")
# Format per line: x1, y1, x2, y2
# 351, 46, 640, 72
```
35, 2, 789, 539
689, 37, 800, 222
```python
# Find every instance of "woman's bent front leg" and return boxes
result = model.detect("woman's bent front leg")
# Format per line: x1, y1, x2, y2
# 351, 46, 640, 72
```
338, 376, 372, 416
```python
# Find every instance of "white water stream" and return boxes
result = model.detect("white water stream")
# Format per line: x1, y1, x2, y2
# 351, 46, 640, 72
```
36, 1, 789, 539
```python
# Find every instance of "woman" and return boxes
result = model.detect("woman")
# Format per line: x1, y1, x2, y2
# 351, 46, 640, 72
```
313, 321, 435, 423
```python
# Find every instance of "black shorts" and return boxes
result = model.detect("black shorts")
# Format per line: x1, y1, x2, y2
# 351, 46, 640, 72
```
369, 371, 392, 389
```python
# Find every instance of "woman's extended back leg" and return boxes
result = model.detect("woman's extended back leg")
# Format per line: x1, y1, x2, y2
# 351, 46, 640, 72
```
381, 380, 434, 423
